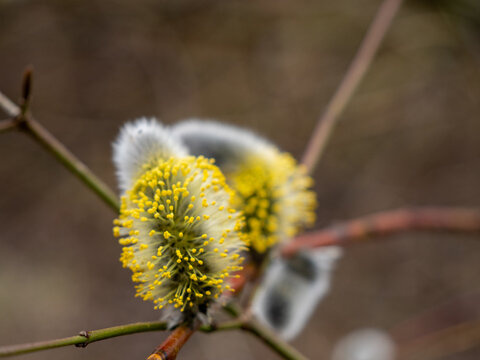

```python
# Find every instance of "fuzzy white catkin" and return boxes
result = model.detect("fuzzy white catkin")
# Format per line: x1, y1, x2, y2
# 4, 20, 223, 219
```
171, 119, 275, 172
331, 329, 396, 360
113, 118, 187, 192
252, 247, 342, 340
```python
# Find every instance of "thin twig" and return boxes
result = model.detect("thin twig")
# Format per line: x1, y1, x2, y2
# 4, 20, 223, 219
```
0, 318, 307, 360
242, 320, 309, 360
0, 321, 168, 357
147, 325, 195, 360
0, 81, 119, 211
0, 91, 19, 117
302, 0, 404, 173
390, 291, 480, 345
0, 119, 16, 134
390, 291, 480, 359
0, 320, 248, 358
281, 207, 480, 256
396, 319, 480, 360
20, 117, 119, 211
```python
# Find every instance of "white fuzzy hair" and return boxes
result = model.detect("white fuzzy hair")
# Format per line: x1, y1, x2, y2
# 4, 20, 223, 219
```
113, 118, 187, 193
171, 119, 277, 172
331, 328, 396, 360
252, 247, 342, 340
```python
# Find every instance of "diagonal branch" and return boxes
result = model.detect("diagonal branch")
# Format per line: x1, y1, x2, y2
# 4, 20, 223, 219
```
391, 291, 480, 359
302, 0, 404, 173
0, 119, 16, 134
281, 207, 480, 256
0, 91, 19, 118
242, 320, 309, 360
396, 319, 480, 360
0, 71, 119, 212
19, 117, 119, 211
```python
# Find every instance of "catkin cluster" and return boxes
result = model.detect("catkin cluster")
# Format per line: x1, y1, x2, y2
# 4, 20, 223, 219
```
112, 118, 316, 319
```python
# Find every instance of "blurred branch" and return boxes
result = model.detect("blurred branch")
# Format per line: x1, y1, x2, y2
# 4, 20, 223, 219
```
0, 91, 19, 118
241, 320, 309, 360
0, 69, 119, 212
390, 291, 480, 359
0, 119, 16, 134
396, 319, 480, 360
302, 0, 404, 173
281, 207, 480, 256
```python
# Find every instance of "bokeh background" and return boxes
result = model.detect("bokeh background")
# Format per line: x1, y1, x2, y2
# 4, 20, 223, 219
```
1, 0, 480, 359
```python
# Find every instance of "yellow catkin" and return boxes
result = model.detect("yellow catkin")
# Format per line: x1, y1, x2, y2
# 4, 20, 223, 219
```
231, 151, 316, 253
114, 156, 247, 314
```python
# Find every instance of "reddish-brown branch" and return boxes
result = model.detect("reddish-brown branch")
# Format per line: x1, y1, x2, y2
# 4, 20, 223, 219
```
228, 262, 257, 295
146, 325, 194, 360
281, 207, 480, 256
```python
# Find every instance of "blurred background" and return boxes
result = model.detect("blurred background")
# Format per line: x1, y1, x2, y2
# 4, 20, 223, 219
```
1, 0, 480, 359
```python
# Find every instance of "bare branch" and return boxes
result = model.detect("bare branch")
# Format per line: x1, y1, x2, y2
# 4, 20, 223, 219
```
396, 319, 480, 360
281, 207, 480, 256
0, 119, 17, 134
20, 117, 119, 211
0, 72, 119, 212
0, 91, 19, 118
302, 0, 404, 173
0, 321, 168, 357
242, 320, 309, 360
0, 318, 308, 360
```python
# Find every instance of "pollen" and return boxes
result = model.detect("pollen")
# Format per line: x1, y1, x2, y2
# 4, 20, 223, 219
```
231, 151, 316, 253
114, 156, 247, 316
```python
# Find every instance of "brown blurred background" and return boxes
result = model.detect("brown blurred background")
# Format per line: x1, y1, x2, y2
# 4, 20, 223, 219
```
1, 0, 480, 359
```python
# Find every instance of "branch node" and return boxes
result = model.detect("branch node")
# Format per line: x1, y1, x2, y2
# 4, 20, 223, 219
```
75, 330, 90, 348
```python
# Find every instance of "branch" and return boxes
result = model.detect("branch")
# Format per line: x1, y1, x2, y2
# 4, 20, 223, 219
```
302, 0, 404, 173
242, 320, 309, 360
396, 319, 480, 360
0, 319, 247, 358
0, 318, 306, 360
0, 321, 168, 357
0, 91, 19, 118
0, 70, 119, 212
390, 291, 480, 359
206, 318, 309, 360
147, 325, 195, 360
0, 119, 16, 134
20, 117, 119, 211
281, 207, 480, 256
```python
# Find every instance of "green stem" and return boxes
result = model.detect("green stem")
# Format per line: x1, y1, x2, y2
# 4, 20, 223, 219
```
222, 302, 242, 318
0, 319, 305, 360
0, 90, 119, 212
302, 0, 404, 173
0, 321, 168, 357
